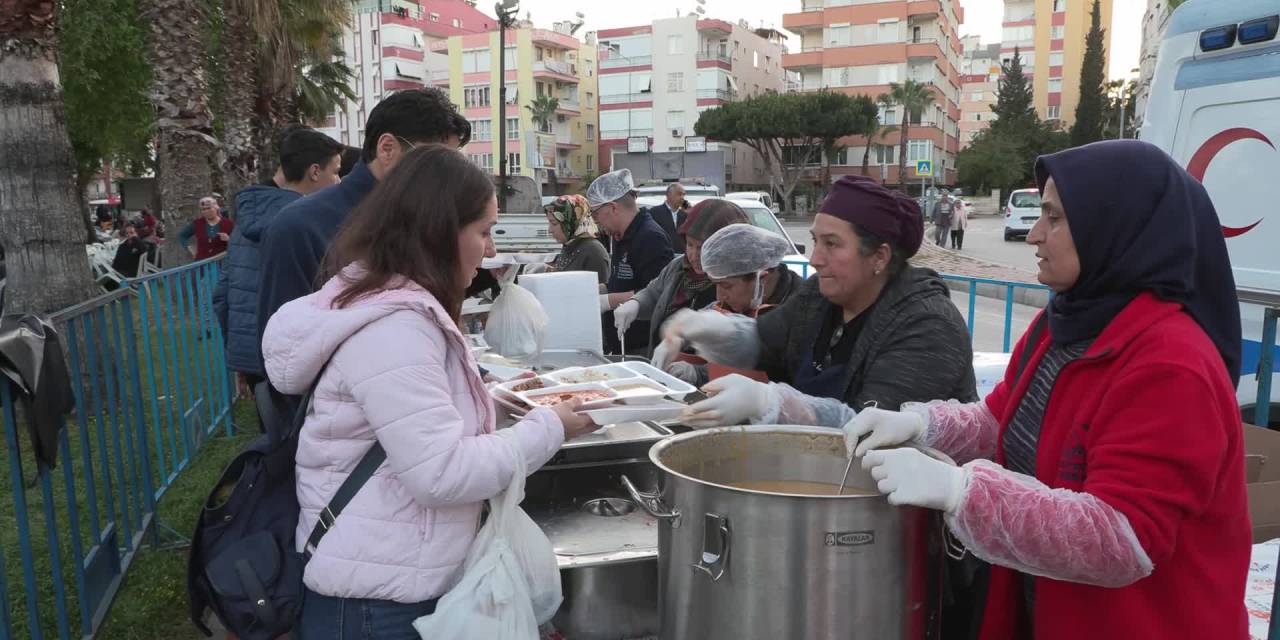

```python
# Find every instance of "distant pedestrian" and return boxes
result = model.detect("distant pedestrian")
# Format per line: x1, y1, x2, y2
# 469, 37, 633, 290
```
950, 198, 968, 250
178, 196, 234, 260
931, 190, 955, 247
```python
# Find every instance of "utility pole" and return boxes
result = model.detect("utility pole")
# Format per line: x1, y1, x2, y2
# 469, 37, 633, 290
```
495, 0, 519, 212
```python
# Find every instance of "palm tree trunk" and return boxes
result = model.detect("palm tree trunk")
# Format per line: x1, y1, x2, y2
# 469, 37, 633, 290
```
898, 121, 910, 191
141, 0, 219, 267
0, 6, 98, 314
861, 137, 873, 180
219, 1, 260, 212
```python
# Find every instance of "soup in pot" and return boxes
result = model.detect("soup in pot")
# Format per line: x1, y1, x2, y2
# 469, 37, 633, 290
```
728, 480, 875, 496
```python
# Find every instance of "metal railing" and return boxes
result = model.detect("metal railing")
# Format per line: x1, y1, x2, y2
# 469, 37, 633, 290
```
696, 89, 734, 101
1, 256, 233, 639
600, 92, 652, 105
600, 128, 652, 139
600, 55, 651, 69
696, 52, 732, 64
533, 60, 575, 77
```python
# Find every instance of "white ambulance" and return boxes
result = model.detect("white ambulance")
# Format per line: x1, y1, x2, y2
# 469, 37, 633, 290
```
1140, 0, 1280, 421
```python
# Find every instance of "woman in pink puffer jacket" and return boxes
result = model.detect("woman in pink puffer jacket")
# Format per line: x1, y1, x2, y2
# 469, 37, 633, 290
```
262, 145, 598, 639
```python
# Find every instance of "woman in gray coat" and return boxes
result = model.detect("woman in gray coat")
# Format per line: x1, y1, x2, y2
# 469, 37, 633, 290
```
543, 194, 611, 284
611, 199, 749, 356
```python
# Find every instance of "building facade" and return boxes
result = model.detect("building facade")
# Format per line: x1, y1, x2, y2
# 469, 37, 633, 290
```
434, 23, 600, 196
1000, 0, 1113, 127
782, 0, 965, 187
596, 17, 788, 193
959, 40, 1001, 147
316, 0, 495, 146
1133, 0, 1174, 133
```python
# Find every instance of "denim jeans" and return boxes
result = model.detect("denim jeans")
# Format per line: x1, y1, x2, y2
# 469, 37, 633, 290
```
297, 588, 438, 640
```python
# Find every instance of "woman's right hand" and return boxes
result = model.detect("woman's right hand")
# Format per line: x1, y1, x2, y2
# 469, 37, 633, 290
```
842, 407, 927, 458
551, 399, 599, 441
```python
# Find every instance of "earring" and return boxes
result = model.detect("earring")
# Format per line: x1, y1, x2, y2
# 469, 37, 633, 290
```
874, 267, 882, 275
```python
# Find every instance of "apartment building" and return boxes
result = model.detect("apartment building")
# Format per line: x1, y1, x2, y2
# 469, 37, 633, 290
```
960, 40, 1001, 147
434, 22, 600, 195
782, 0, 965, 187
316, 0, 495, 146
1000, 0, 1113, 126
596, 16, 788, 193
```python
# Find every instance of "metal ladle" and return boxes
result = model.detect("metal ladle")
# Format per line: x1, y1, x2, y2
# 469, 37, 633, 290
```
837, 401, 878, 494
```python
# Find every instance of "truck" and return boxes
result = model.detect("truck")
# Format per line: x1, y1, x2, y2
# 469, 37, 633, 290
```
1140, 0, 1280, 422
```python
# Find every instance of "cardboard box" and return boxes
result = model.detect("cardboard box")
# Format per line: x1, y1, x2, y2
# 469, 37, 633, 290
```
1244, 423, 1280, 543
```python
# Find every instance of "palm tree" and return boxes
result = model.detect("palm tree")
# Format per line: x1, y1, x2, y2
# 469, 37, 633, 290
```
0, 1, 97, 313
885, 80, 936, 189
140, 0, 219, 266
862, 94, 896, 181
526, 95, 560, 195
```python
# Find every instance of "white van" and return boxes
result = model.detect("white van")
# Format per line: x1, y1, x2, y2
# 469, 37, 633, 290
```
1140, 0, 1279, 420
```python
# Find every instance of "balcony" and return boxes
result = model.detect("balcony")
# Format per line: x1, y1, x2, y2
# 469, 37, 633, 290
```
907, 39, 944, 60
782, 10, 824, 32
907, 0, 942, 17
556, 97, 581, 113
802, 0, 824, 10
601, 128, 652, 140
533, 60, 578, 81
601, 55, 651, 70
600, 92, 653, 105
696, 51, 732, 65
696, 89, 734, 101
783, 50, 823, 70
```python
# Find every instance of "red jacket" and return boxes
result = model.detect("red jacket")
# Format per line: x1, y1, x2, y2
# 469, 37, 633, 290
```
192, 217, 234, 260
977, 292, 1249, 640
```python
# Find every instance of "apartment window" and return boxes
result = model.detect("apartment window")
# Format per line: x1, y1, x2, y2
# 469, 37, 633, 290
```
536, 47, 544, 61
452, 18, 462, 28
875, 144, 896, 165
973, 113, 982, 121
470, 153, 493, 171
878, 65, 900, 84
1052, 0, 1066, 11
970, 91, 984, 101
507, 118, 520, 139
826, 24, 851, 48
508, 152, 521, 173
753, 51, 759, 68
586, 91, 594, 103
1047, 78, 1063, 93
1049, 52, 1064, 66
881, 106, 899, 125
505, 83, 518, 104
1047, 105, 1061, 120
878, 20, 899, 44
472, 119, 492, 141
429, 12, 439, 21
912, 25, 922, 43
667, 110, 685, 132
586, 155, 594, 171
1050, 25, 1066, 39
668, 35, 683, 55
668, 72, 684, 92
462, 50, 491, 73
586, 124, 595, 141
464, 86, 491, 108
907, 139, 932, 165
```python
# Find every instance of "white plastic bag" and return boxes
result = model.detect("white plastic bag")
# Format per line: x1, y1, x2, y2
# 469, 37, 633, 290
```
413, 431, 562, 640
484, 280, 549, 363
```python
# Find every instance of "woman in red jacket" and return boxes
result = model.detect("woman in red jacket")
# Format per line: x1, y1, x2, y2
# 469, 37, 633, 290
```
847, 140, 1250, 639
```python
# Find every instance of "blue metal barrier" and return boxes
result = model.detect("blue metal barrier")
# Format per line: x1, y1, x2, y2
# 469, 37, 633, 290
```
0, 255, 232, 639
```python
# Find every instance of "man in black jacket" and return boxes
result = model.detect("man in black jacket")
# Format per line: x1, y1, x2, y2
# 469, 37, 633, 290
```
646, 183, 686, 253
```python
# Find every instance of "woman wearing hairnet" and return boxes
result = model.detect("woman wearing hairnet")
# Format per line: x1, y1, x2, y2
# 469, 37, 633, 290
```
661, 175, 976, 429
611, 199, 748, 357
663, 224, 803, 386
850, 141, 1248, 639
542, 194, 610, 284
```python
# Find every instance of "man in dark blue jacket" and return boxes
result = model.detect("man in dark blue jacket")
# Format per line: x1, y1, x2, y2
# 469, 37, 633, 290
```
213, 128, 343, 396
255, 89, 470, 365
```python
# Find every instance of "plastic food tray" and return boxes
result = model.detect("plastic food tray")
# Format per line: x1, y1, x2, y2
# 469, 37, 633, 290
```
515, 382, 620, 410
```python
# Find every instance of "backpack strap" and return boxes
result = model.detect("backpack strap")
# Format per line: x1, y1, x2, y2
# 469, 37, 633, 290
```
303, 440, 386, 559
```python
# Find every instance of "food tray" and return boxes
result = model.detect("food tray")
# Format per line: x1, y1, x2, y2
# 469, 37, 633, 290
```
545, 364, 636, 384
585, 399, 687, 426
515, 382, 620, 410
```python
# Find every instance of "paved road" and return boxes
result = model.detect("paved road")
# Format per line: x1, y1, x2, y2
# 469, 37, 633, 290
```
784, 215, 1041, 274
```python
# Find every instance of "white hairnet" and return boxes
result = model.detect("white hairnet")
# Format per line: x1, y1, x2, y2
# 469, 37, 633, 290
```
700, 223, 794, 280
585, 168, 636, 209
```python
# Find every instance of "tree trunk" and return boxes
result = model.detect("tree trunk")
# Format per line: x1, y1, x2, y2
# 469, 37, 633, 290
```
861, 140, 873, 180
549, 169, 560, 196
0, 28, 98, 315
898, 121, 910, 190
141, 0, 218, 267
219, 1, 258, 211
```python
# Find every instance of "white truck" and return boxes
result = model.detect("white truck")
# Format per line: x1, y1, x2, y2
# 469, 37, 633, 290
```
1140, 0, 1280, 421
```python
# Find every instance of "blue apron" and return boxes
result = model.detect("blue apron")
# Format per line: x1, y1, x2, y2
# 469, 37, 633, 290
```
790, 301, 851, 401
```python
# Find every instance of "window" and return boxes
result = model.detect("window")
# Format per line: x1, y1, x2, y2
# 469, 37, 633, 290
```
912, 25, 922, 43
430, 12, 439, 21
535, 48, 544, 61
1047, 105, 1061, 120
586, 91, 594, 103
753, 51, 759, 68
877, 65, 899, 84
1049, 52, 1064, 67
1052, 0, 1065, 11
907, 139, 932, 165
878, 20, 899, 43
452, 18, 462, 28
970, 91, 984, 101
464, 86, 491, 108
586, 155, 594, 171
880, 106, 899, 125
1047, 78, 1063, 93
667, 110, 685, 131
586, 124, 595, 141
668, 72, 684, 92
826, 24, 851, 47
973, 113, 982, 121
472, 119, 492, 141
1001, 26, 1034, 43
507, 118, 519, 139
508, 152, 521, 173
875, 144, 897, 165
462, 50, 491, 73
504, 47, 517, 68
469, 153, 493, 171
372, 30, 378, 45
668, 35, 683, 55
1050, 25, 1066, 39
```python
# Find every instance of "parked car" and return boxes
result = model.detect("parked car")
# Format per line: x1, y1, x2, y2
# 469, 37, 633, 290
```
636, 195, 810, 276
1003, 189, 1042, 241
726, 191, 777, 212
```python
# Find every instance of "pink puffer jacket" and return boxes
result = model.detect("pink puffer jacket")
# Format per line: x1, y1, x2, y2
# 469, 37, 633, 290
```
262, 265, 564, 603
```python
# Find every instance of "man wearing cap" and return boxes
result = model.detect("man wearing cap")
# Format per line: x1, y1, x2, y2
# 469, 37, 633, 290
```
658, 175, 977, 428
586, 168, 674, 353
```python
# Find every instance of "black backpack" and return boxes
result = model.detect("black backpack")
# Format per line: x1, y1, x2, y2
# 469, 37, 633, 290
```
187, 366, 386, 639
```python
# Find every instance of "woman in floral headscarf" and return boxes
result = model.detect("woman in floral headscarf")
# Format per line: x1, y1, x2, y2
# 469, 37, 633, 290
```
544, 194, 610, 284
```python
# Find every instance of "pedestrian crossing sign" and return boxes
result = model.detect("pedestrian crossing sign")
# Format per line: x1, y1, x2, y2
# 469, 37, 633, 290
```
916, 160, 933, 177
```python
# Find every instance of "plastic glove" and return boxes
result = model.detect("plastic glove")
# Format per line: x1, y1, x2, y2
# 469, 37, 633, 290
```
680, 374, 773, 428
614, 299, 641, 337
843, 407, 928, 458
665, 361, 701, 384
651, 337, 679, 371
861, 448, 967, 513
598, 293, 612, 312
522, 262, 549, 275
662, 309, 737, 346
660, 309, 761, 369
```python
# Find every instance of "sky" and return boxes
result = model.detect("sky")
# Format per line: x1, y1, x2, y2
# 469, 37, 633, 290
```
501, 0, 1145, 80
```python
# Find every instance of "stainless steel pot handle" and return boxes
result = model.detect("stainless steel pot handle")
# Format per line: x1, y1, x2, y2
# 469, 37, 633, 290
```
621, 475, 681, 528
691, 513, 730, 581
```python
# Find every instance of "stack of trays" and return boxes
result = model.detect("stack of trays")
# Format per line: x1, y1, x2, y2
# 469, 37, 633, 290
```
490, 362, 698, 425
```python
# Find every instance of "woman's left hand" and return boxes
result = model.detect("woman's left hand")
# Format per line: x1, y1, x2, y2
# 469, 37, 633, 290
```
680, 374, 771, 428
861, 447, 967, 513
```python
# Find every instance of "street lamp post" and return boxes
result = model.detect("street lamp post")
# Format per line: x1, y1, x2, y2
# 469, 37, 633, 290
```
496, 0, 519, 212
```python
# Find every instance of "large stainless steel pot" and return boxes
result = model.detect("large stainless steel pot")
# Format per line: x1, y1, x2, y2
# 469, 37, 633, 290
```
622, 426, 948, 640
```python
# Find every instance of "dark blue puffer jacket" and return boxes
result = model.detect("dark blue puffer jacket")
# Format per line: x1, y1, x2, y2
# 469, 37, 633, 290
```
213, 185, 301, 376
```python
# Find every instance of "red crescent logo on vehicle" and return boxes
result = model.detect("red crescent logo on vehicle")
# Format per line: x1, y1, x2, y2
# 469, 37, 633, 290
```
1187, 127, 1273, 238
